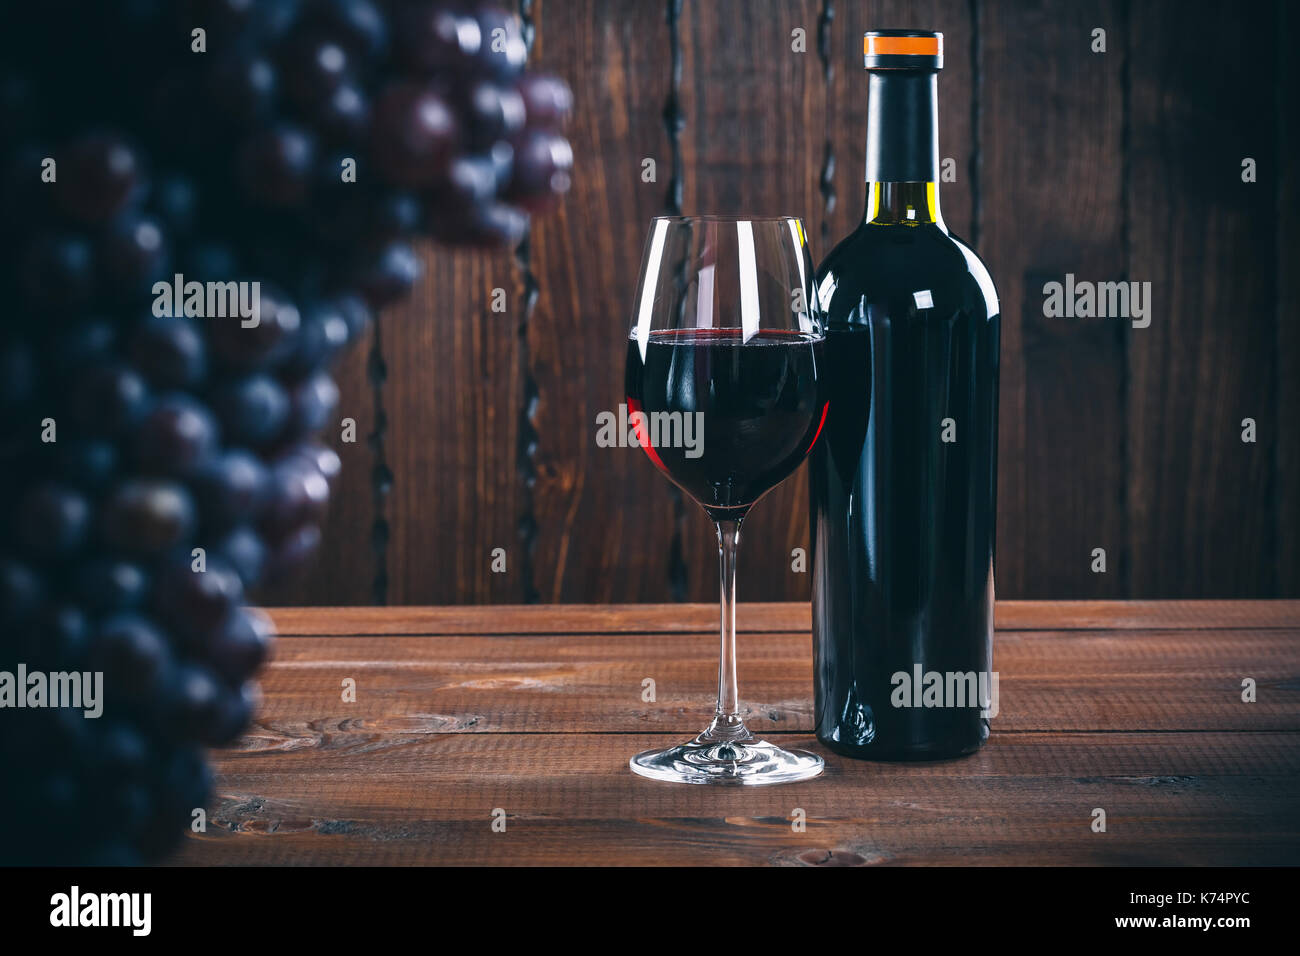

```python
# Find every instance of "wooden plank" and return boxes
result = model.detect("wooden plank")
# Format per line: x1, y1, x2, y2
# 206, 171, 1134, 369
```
263, 600, 1300, 634
525, 0, 696, 603
981, 0, 1127, 599
171, 732, 1300, 866
235, 626, 1300, 734
381, 246, 525, 604
1278, 0, 1300, 596
1126, 2, 1277, 597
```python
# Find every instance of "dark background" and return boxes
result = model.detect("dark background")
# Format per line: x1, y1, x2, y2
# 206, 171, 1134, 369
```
270, 0, 1299, 607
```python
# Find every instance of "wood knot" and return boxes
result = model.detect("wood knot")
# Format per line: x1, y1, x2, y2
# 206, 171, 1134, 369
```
796, 848, 880, 867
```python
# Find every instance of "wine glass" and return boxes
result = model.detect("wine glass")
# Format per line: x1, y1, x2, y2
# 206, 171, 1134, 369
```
624, 216, 827, 785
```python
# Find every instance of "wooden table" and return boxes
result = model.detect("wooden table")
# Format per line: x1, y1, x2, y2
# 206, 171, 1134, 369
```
173, 601, 1300, 866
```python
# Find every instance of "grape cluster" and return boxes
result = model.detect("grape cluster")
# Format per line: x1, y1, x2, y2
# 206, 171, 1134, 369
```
0, 0, 571, 864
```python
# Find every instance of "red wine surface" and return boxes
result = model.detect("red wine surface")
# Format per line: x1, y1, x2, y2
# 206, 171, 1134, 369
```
625, 327, 826, 519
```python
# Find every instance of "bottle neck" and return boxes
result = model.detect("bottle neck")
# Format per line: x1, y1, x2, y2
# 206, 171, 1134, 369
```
864, 181, 942, 226
863, 69, 943, 227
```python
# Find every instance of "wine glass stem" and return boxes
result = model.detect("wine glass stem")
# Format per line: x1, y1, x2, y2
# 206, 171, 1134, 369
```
708, 518, 748, 741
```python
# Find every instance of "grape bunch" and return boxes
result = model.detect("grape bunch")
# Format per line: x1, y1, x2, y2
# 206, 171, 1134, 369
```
0, 0, 571, 864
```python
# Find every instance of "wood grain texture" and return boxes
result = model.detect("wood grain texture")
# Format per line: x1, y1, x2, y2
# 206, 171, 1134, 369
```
526, 0, 693, 604
174, 733, 1299, 866
1126, 1, 1278, 597
383, 248, 525, 604
239, 628, 1300, 734
980, 0, 1128, 599
167, 601, 1300, 866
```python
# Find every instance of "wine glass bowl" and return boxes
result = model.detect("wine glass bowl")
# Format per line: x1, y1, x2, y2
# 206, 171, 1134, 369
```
624, 216, 826, 785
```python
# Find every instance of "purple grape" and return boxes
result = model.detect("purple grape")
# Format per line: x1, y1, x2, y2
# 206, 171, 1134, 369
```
283, 299, 352, 373
129, 315, 207, 389
42, 604, 91, 665
305, 80, 369, 143
246, 0, 301, 40
237, 124, 316, 206
207, 681, 259, 746
90, 722, 150, 780
367, 190, 423, 239
48, 318, 118, 381
370, 82, 457, 187
207, 284, 301, 368
205, 53, 277, 126
283, 441, 342, 485
66, 361, 148, 442
430, 199, 528, 248
132, 394, 220, 476
101, 479, 195, 554
470, 7, 527, 80
334, 292, 371, 340
280, 34, 350, 108
206, 607, 274, 682
55, 133, 141, 224
515, 73, 574, 129
352, 239, 421, 307
74, 559, 150, 614
286, 370, 340, 436
90, 614, 172, 698
148, 173, 199, 236
100, 212, 170, 298
152, 554, 244, 644
392, 4, 479, 72
505, 130, 572, 211
192, 449, 270, 528
429, 152, 504, 208
16, 483, 91, 560
210, 525, 267, 588
136, 745, 210, 858
0, 557, 44, 628
183, 241, 240, 279
303, 0, 387, 60
263, 522, 323, 580
49, 439, 118, 491
165, 664, 253, 746
167, 664, 226, 743
464, 81, 526, 148
20, 233, 96, 310
261, 457, 331, 539
210, 373, 290, 446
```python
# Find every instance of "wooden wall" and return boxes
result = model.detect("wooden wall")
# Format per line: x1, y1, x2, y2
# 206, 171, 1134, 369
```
270, 0, 1298, 606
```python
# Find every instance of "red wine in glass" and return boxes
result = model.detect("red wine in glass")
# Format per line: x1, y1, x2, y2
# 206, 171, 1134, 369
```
625, 327, 827, 520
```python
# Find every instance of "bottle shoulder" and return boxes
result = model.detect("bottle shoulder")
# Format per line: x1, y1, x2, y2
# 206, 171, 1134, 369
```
815, 223, 1000, 325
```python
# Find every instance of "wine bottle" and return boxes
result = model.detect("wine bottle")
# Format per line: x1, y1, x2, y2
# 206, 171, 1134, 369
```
810, 30, 1001, 760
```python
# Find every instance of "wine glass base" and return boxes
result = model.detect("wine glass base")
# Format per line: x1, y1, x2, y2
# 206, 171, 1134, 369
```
629, 736, 824, 786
